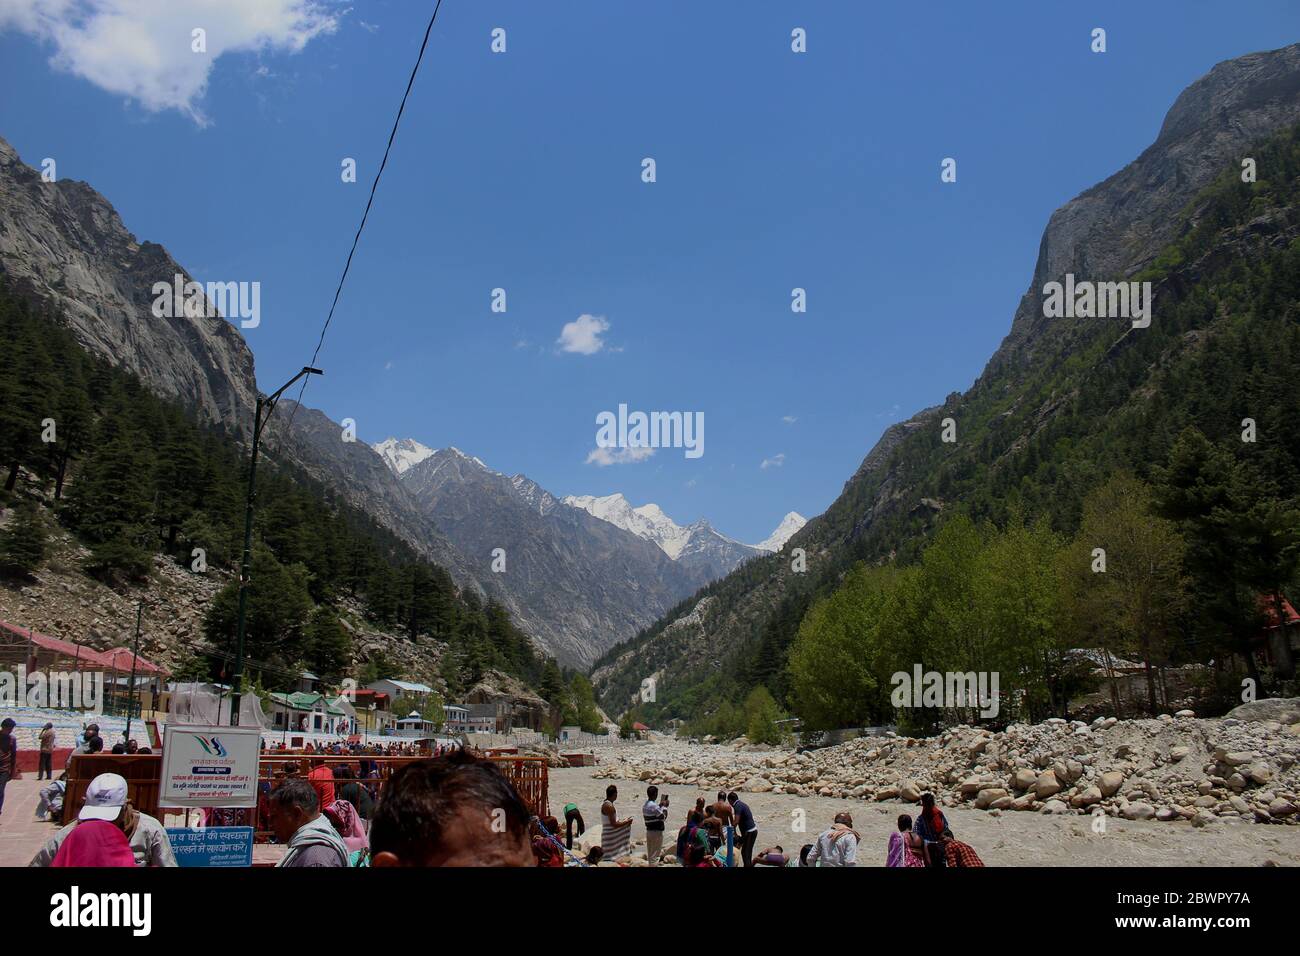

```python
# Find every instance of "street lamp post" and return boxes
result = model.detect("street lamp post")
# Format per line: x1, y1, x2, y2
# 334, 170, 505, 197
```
230, 366, 323, 726
124, 599, 144, 745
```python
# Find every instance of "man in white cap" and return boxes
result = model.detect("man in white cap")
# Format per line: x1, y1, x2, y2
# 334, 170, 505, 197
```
29, 772, 177, 867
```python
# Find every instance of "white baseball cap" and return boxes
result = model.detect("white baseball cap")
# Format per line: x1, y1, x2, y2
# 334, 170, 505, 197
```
78, 773, 128, 822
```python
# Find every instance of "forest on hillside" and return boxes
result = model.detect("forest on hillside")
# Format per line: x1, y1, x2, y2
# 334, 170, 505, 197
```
0, 283, 548, 696
606, 122, 1300, 735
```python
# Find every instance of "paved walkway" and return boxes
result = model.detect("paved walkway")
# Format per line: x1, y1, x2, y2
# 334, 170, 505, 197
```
0, 776, 61, 867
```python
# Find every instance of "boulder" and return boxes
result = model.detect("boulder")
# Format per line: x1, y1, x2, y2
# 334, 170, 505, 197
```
1070, 787, 1103, 808
1099, 771, 1125, 798
1034, 771, 1062, 799
1225, 697, 1300, 725
1010, 768, 1037, 792
1191, 809, 1219, 828
1121, 802, 1156, 821
975, 788, 1009, 810
1267, 798, 1297, 818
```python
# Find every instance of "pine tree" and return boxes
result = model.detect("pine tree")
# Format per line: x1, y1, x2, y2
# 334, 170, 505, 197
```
0, 501, 48, 577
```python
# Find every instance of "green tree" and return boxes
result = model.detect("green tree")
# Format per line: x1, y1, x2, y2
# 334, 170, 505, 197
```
0, 501, 48, 578
1063, 474, 1187, 713
743, 685, 784, 744
203, 545, 313, 669
304, 606, 353, 686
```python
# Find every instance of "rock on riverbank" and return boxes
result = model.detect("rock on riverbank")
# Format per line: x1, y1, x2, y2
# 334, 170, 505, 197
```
592, 703, 1300, 828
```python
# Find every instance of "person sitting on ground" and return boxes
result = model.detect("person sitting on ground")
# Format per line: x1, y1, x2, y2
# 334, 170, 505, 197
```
583, 845, 604, 866
805, 811, 860, 867
30, 772, 177, 867
269, 778, 349, 868
888, 814, 926, 867
530, 815, 564, 867
678, 811, 711, 866
913, 793, 950, 867
754, 845, 788, 866
940, 828, 985, 867
795, 843, 815, 867
563, 802, 585, 849
369, 749, 534, 867
36, 774, 67, 822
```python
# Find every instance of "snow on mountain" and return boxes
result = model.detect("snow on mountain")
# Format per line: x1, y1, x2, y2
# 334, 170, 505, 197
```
753, 512, 808, 552
373, 439, 496, 478
563, 493, 695, 559
372, 437, 436, 475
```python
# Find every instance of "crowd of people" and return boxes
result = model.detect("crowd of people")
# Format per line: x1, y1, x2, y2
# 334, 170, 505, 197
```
571, 783, 985, 868
5, 726, 986, 867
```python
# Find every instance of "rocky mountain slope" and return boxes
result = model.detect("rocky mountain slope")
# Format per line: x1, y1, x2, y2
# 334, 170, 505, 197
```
592, 41, 1300, 715
391, 447, 706, 668
0, 136, 771, 671
0, 135, 257, 434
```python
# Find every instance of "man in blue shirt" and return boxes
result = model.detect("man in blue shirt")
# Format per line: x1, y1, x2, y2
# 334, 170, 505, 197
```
727, 790, 758, 867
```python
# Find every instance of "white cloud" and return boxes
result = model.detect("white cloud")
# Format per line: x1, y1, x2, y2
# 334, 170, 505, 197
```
585, 446, 655, 467
0, 0, 338, 125
782, 415, 798, 424
557, 314, 610, 355
760, 453, 786, 470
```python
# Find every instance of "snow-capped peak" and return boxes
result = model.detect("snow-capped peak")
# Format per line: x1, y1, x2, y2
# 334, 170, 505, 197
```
564, 493, 695, 559
446, 446, 490, 470
753, 512, 807, 552
373, 437, 435, 475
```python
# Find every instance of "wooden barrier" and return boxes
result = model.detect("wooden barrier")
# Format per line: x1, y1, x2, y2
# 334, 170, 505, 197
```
64, 753, 163, 824
491, 755, 548, 819
61, 751, 550, 836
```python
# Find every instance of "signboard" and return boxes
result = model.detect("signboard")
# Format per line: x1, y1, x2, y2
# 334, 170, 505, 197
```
165, 826, 254, 868
160, 724, 261, 808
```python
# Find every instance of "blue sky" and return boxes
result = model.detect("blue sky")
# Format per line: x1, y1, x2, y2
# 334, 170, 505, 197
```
2, 1, 1298, 543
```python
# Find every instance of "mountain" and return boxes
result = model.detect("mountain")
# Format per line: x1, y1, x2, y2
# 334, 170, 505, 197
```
373, 437, 436, 475
0, 136, 257, 435
563, 492, 780, 579
591, 41, 1300, 718
754, 512, 808, 553
0, 133, 551, 674
378, 447, 705, 667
